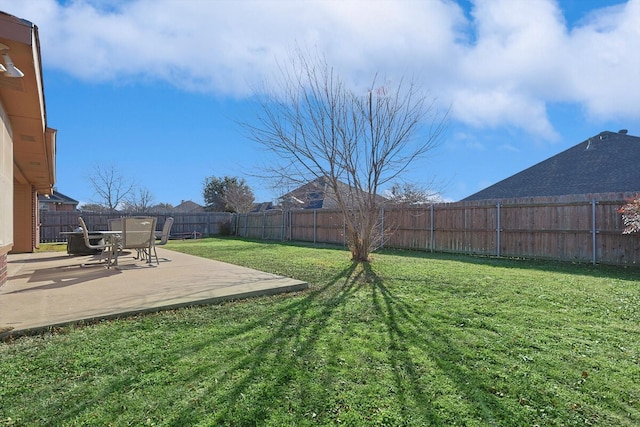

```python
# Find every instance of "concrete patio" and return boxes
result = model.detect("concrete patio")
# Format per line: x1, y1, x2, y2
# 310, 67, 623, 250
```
0, 248, 307, 338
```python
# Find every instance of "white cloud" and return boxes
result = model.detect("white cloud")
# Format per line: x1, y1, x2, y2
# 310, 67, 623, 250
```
451, 87, 558, 139
499, 144, 519, 152
466, 140, 485, 151
565, 0, 640, 119
0, 0, 637, 139
461, 0, 569, 89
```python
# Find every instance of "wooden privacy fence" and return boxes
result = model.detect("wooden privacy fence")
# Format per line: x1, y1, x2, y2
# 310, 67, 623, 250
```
233, 193, 640, 266
41, 193, 640, 266
40, 211, 233, 243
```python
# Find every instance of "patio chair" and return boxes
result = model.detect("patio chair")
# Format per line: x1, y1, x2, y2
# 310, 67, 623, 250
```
149, 217, 174, 265
108, 217, 122, 232
121, 217, 157, 265
77, 217, 116, 268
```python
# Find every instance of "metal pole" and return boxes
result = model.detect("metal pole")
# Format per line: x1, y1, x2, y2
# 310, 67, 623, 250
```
496, 202, 501, 257
592, 198, 597, 265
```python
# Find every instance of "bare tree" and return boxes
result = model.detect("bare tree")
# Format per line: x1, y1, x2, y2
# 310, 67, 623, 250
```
223, 179, 255, 213
246, 50, 447, 261
88, 163, 135, 212
122, 187, 155, 214
150, 202, 175, 213
78, 203, 110, 213
385, 182, 443, 206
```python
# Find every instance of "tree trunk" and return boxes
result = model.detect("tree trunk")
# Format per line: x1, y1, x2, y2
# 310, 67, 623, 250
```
347, 229, 371, 262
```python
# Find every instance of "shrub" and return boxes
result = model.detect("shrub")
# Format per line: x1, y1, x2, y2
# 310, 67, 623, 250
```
618, 196, 640, 234
218, 220, 233, 236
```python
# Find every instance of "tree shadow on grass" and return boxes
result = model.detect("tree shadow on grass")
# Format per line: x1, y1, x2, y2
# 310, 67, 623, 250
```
155, 260, 521, 425
46, 261, 365, 425
45, 260, 500, 424
166, 261, 364, 424
361, 262, 523, 425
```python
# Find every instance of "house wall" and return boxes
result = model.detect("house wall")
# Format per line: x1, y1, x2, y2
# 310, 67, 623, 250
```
0, 100, 13, 283
12, 182, 36, 253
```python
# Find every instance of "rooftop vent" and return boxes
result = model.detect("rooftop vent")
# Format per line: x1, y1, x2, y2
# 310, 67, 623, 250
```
619, 129, 628, 134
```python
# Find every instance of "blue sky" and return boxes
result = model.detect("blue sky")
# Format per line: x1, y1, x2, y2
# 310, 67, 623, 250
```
0, 0, 637, 206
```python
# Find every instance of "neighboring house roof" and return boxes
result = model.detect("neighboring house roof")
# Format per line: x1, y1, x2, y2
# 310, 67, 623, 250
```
37, 190, 78, 206
251, 202, 274, 212
174, 200, 205, 212
463, 130, 640, 201
279, 177, 331, 209
279, 176, 386, 209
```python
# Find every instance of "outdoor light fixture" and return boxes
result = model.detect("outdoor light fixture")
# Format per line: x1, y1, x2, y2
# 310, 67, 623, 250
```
0, 43, 24, 78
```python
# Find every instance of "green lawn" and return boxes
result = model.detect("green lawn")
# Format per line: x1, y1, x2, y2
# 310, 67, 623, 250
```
2, 237, 639, 426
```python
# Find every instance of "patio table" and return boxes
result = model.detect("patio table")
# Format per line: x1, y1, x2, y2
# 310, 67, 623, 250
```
61, 230, 123, 267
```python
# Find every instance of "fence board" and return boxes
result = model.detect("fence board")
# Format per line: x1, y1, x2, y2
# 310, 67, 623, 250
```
290, 210, 316, 242
384, 207, 430, 249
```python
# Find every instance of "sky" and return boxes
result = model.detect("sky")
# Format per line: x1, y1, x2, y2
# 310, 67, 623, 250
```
0, 0, 638, 207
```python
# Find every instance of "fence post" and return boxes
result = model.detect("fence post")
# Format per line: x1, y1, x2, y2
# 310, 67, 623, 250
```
430, 204, 434, 252
496, 202, 501, 257
234, 214, 237, 237
281, 211, 285, 241
313, 209, 317, 244
343, 217, 347, 247
380, 205, 385, 249
592, 198, 597, 265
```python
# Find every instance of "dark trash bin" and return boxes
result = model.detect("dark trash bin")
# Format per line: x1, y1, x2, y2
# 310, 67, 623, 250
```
67, 233, 104, 255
